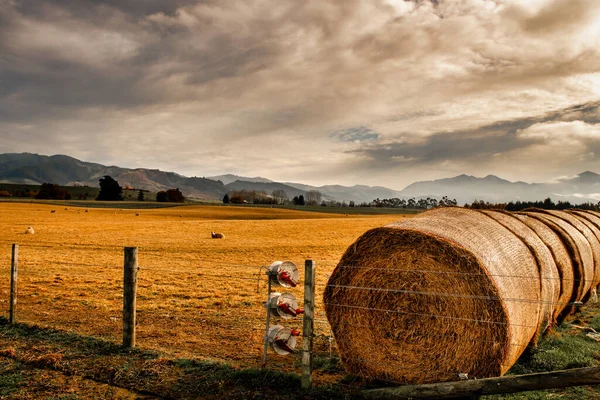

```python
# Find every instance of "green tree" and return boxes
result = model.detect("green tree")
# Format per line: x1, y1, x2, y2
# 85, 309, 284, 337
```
223, 194, 230, 204
96, 176, 123, 201
293, 195, 305, 206
166, 188, 185, 203
156, 191, 168, 202
36, 183, 71, 200
543, 197, 555, 209
137, 190, 145, 201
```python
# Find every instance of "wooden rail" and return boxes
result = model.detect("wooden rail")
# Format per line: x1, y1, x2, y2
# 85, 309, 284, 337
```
362, 367, 600, 399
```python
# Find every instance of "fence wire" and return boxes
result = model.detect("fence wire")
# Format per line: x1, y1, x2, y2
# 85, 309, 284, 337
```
3, 243, 598, 388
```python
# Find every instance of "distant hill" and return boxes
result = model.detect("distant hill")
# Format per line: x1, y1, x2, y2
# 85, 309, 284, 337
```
285, 182, 405, 204
0, 153, 407, 203
207, 174, 273, 185
2, 153, 599, 205
225, 180, 310, 199
399, 172, 600, 205
0, 153, 226, 200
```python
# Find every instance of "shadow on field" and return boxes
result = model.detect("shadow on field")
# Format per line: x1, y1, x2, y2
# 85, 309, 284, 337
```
0, 317, 354, 399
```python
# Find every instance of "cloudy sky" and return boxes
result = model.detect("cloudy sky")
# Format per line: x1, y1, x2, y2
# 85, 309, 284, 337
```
1, 0, 599, 189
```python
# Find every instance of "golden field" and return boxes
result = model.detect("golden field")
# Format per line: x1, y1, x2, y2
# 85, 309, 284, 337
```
0, 202, 406, 379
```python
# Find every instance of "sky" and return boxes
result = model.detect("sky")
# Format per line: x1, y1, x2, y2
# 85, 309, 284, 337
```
1, 0, 600, 190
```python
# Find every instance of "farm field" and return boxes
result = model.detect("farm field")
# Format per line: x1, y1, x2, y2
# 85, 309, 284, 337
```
0, 202, 407, 383
0, 183, 152, 202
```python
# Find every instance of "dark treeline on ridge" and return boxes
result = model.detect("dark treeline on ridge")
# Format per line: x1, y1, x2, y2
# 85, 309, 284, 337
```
371, 196, 458, 209
464, 197, 600, 211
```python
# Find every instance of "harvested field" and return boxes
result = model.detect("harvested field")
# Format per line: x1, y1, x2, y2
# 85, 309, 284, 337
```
0, 202, 405, 381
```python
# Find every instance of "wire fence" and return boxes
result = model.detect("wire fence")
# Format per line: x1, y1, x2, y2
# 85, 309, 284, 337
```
0, 243, 341, 378
2, 243, 593, 388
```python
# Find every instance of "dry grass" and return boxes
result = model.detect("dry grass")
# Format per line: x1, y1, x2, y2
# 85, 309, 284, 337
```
0, 202, 405, 380
0, 356, 142, 399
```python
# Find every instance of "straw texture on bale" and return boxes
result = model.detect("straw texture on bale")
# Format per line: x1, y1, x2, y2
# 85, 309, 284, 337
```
572, 211, 600, 251
568, 211, 600, 290
522, 211, 594, 301
583, 210, 600, 220
512, 213, 575, 322
479, 210, 559, 336
324, 208, 543, 385
545, 210, 600, 292
571, 210, 600, 231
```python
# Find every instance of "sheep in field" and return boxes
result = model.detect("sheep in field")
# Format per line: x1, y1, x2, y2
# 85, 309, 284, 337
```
211, 232, 224, 239
24, 226, 34, 234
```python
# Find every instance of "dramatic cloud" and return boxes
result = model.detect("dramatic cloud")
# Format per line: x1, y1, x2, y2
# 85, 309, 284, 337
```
332, 127, 380, 143
1, 0, 599, 188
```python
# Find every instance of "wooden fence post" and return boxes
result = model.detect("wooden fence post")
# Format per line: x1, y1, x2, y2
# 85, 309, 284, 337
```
9, 244, 18, 324
123, 247, 138, 348
302, 259, 316, 390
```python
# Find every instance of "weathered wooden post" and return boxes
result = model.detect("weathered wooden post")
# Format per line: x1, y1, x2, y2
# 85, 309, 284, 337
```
302, 259, 316, 390
9, 244, 18, 324
262, 269, 274, 368
123, 247, 138, 348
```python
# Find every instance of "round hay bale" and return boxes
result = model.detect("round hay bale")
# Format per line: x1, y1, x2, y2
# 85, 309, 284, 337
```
571, 210, 600, 236
513, 213, 575, 322
569, 210, 600, 290
324, 208, 542, 384
571, 210, 600, 226
527, 209, 598, 298
584, 210, 600, 220
479, 210, 559, 336
522, 211, 593, 301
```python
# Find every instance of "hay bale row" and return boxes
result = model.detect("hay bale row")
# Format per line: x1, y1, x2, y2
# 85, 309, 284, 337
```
522, 211, 594, 302
513, 213, 575, 321
324, 207, 600, 385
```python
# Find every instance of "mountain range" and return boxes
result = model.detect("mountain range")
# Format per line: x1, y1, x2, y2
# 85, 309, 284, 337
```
401, 173, 600, 205
1, 153, 599, 205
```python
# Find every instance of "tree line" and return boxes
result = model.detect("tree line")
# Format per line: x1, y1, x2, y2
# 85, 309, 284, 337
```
9, 178, 598, 212
464, 198, 600, 211
369, 196, 458, 209
96, 176, 185, 203
223, 189, 324, 205
222, 189, 459, 210
1, 176, 186, 203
